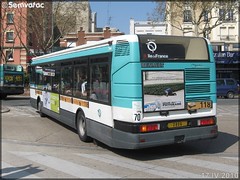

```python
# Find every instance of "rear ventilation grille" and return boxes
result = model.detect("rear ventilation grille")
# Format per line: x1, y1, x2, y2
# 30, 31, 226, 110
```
115, 40, 130, 57
185, 68, 210, 81
186, 84, 210, 94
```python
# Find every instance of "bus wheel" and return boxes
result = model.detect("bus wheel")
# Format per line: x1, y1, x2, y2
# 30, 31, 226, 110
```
76, 111, 92, 142
38, 101, 45, 117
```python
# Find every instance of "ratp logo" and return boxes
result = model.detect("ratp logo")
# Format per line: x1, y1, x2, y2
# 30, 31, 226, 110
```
146, 40, 157, 53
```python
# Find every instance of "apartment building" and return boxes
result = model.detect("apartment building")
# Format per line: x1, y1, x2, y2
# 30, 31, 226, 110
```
1, 0, 29, 70
166, 1, 239, 51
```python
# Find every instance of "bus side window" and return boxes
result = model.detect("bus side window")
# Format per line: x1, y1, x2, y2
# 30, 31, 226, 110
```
90, 61, 109, 103
36, 66, 43, 89
73, 65, 88, 98
52, 67, 60, 93
61, 66, 73, 95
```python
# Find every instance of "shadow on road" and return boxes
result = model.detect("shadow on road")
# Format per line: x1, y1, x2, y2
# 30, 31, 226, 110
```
3, 96, 30, 101
1, 164, 43, 179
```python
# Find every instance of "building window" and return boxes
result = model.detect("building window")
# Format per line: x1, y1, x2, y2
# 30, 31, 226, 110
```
233, 43, 240, 49
220, 27, 227, 40
6, 31, 14, 42
183, 10, 192, 22
226, 9, 234, 21
219, 9, 225, 21
6, 50, 13, 62
203, 10, 208, 22
7, 13, 14, 24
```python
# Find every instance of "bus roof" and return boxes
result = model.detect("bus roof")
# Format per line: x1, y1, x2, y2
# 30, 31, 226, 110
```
31, 35, 139, 64
31, 34, 209, 65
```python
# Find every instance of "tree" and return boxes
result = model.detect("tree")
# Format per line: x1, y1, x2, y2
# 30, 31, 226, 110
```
26, 1, 89, 54
150, 0, 239, 38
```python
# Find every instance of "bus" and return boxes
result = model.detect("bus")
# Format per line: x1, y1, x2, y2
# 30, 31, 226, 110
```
29, 35, 218, 149
0, 64, 24, 99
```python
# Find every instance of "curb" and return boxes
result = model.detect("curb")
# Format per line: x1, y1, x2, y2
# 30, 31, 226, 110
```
1, 107, 10, 113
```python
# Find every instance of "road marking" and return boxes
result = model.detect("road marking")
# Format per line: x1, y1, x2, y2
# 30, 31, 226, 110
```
76, 153, 202, 178
222, 156, 239, 161
10, 151, 118, 178
164, 156, 238, 174
1, 161, 40, 179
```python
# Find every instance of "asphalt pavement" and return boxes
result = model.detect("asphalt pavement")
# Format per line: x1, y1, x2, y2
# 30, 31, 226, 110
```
1, 88, 29, 113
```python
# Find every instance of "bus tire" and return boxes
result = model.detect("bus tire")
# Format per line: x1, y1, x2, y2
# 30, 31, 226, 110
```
76, 111, 92, 142
38, 100, 46, 117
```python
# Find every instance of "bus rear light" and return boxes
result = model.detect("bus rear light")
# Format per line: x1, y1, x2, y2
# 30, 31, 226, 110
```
198, 118, 215, 126
139, 124, 160, 133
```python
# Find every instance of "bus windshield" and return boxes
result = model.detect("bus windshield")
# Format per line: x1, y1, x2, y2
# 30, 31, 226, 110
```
139, 35, 209, 61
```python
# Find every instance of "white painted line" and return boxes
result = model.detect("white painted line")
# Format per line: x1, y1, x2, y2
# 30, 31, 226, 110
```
1, 161, 39, 179
222, 156, 239, 161
77, 153, 202, 178
10, 151, 118, 178
165, 156, 238, 173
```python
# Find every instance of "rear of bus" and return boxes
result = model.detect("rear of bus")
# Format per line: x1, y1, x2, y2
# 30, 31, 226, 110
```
111, 35, 217, 149
0, 64, 24, 99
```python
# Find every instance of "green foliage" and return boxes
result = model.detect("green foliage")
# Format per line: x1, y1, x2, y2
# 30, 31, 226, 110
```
144, 83, 184, 95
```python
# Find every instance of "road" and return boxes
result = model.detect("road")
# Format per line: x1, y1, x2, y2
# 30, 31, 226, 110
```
1, 96, 239, 179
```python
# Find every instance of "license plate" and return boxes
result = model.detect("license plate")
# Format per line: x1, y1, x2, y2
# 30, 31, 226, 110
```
187, 101, 212, 110
167, 121, 188, 129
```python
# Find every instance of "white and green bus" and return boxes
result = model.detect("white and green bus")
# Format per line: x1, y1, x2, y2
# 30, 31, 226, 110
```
30, 35, 218, 149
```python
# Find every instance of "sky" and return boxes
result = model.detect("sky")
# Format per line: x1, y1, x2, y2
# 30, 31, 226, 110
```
89, 1, 157, 34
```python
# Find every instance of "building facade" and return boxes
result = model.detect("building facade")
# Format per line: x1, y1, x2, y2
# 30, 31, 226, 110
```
1, 0, 28, 70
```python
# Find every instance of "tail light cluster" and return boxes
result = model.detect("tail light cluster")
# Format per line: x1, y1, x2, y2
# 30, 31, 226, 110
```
139, 124, 160, 133
198, 118, 215, 126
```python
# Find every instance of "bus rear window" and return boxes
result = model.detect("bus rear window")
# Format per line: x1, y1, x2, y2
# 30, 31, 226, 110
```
139, 35, 209, 61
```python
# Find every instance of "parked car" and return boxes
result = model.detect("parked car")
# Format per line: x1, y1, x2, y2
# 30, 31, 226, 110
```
217, 78, 239, 99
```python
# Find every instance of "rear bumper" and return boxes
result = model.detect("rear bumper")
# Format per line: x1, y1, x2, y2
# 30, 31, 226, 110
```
110, 125, 218, 149
0, 87, 24, 95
